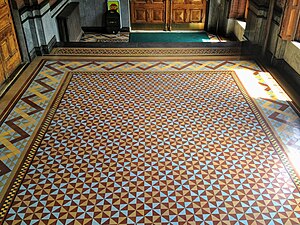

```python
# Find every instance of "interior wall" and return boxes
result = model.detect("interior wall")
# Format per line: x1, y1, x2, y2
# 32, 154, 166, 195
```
12, 0, 131, 60
120, 0, 130, 28
245, 1, 288, 57
13, 0, 72, 59
244, 0, 268, 45
284, 42, 300, 74
207, 0, 219, 33
74, 0, 130, 28
206, 0, 234, 37
74, 0, 106, 27
245, 0, 300, 76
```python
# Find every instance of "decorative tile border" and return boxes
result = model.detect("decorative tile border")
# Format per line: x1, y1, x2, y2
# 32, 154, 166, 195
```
51, 47, 242, 57
80, 32, 129, 43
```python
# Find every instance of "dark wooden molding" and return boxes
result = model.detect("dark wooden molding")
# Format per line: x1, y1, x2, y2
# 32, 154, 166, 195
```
204, 0, 210, 31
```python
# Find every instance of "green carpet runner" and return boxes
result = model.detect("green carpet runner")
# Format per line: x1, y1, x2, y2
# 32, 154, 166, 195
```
129, 32, 210, 42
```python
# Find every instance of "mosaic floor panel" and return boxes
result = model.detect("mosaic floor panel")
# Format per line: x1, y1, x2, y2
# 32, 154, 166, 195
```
0, 57, 300, 224
51, 47, 241, 57
80, 32, 130, 43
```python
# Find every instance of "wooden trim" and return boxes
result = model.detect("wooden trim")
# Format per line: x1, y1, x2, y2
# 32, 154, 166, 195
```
229, 0, 248, 19
204, 0, 210, 31
245, 0, 249, 19
280, 0, 300, 41
296, 10, 300, 41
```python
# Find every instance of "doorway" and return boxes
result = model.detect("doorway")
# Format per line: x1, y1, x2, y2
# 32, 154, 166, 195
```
130, 0, 207, 31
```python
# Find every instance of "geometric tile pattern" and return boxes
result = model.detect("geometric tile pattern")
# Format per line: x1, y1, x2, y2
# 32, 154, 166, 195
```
80, 32, 129, 42
3, 71, 300, 224
51, 47, 242, 56
0, 60, 264, 197
0, 59, 299, 192
0, 55, 300, 224
0, 161, 10, 176
252, 71, 300, 175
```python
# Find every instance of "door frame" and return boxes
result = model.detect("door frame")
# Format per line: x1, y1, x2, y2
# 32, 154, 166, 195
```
204, 0, 210, 31
129, 0, 210, 31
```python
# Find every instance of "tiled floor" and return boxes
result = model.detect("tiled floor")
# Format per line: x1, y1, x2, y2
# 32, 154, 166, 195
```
0, 53, 300, 224
80, 32, 130, 42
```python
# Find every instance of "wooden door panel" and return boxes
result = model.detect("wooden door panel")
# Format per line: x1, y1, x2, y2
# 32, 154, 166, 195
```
1, 40, 10, 61
1, 31, 20, 76
152, 10, 164, 23
190, 9, 203, 22
131, 0, 165, 24
0, 63, 5, 85
0, 0, 21, 84
8, 34, 18, 54
173, 10, 185, 23
0, 10, 10, 28
135, 9, 147, 23
172, 0, 206, 23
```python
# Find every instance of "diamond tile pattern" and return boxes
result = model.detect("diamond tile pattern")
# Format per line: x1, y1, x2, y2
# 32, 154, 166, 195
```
3, 71, 300, 224
0, 60, 263, 194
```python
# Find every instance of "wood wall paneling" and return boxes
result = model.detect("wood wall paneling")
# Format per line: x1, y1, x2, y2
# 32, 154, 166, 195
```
0, 0, 22, 85
280, 0, 300, 40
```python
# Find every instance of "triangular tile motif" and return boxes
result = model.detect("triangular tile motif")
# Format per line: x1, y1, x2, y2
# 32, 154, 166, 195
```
2, 71, 300, 224
0, 59, 282, 190
0, 161, 10, 176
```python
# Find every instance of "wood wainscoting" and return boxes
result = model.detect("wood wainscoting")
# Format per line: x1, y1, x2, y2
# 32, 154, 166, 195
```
130, 0, 207, 31
0, 0, 22, 86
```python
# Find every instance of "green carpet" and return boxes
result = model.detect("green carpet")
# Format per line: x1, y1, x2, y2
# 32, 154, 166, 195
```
129, 32, 210, 42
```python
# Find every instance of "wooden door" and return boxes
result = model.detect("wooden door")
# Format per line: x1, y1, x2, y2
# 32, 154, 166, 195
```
171, 0, 206, 24
131, 0, 167, 29
130, 0, 206, 30
0, 0, 21, 85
